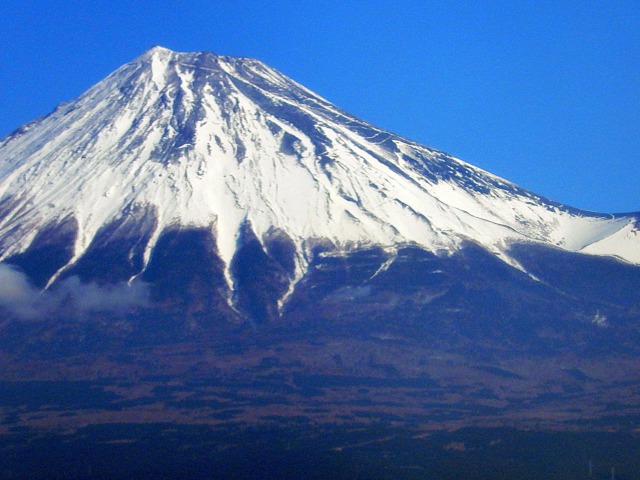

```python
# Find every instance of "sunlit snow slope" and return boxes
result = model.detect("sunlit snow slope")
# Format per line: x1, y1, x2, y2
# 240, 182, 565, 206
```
0, 46, 637, 293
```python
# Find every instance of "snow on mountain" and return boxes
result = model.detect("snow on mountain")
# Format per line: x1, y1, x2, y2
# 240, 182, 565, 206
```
0, 46, 637, 296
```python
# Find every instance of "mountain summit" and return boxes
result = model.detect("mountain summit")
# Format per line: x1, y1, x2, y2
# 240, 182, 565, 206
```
0, 47, 638, 317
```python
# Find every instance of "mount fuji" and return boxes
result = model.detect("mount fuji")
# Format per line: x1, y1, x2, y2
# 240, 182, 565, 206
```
0, 46, 638, 321
1, 48, 640, 456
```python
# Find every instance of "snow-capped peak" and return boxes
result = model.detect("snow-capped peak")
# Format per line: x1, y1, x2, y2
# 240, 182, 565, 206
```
0, 47, 637, 296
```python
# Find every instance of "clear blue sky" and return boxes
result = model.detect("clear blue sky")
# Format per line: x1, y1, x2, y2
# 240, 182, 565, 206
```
1, 0, 638, 213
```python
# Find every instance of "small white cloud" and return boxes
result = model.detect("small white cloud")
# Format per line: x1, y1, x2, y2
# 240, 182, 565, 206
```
0, 263, 150, 320
592, 311, 608, 328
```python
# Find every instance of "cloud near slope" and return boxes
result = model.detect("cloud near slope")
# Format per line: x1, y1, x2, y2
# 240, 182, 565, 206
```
0, 263, 150, 320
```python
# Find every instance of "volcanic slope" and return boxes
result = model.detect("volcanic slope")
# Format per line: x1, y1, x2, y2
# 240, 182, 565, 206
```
0, 46, 638, 315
